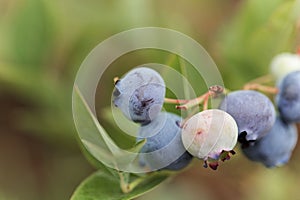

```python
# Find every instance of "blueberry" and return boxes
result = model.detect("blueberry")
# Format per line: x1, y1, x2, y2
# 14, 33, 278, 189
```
270, 53, 300, 81
276, 71, 300, 123
219, 90, 276, 142
113, 67, 165, 124
181, 109, 238, 160
242, 117, 298, 168
137, 112, 193, 171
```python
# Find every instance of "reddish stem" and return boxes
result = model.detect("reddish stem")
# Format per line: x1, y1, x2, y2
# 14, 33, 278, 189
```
203, 94, 209, 111
164, 85, 224, 110
297, 47, 300, 55
164, 98, 189, 104
176, 93, 209, 110
243, 83, 278, 94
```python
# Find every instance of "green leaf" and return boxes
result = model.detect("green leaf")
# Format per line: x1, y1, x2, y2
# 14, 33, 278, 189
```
72, 85, 146, 172
78, 141, 119, 178
101, 106, 139, 149
128, 139, 146, 153
71, 170, 169, 200
72, 86, 170, 199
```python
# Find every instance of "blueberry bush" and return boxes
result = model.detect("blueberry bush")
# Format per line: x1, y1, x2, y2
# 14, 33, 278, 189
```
1, 0, 300, 200
72, 0, 300, 199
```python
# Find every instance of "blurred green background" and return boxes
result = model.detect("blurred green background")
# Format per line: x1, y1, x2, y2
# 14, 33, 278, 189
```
0, 0, 300, 199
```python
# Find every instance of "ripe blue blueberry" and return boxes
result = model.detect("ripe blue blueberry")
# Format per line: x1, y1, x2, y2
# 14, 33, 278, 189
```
113, 67, 165, 124
219, 90, 276, 143
242, 117, 298, 168
276, 71, 300, 123
137, 112, 193, 171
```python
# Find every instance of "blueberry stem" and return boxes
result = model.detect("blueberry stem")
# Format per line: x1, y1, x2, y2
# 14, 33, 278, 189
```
120, 171, 174, 193
297, 47, 300, 55
243, 74, 278, 94
119, 172, 131, 193
243, 83, 278, 94
125, 177, 146, 193
164, 98, 189, 104
119, 172, 147, 193
176, 93, 210, 110
203, 94, 209, 110
164, 85, 224, 110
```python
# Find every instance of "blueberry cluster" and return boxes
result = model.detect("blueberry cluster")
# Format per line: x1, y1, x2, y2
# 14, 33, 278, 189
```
112, 55, 300, 170
226, 53, 300, 168
113, 67, 193, 171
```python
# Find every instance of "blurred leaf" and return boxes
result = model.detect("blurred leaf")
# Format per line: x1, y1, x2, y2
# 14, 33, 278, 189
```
219, 0, 300, 88
10, 0, 52, 66
17, 109, 76, 144
0, 62, 68, 106
71, 170, 169, 200
0, 62, 76, 145
247, 0, 300, 62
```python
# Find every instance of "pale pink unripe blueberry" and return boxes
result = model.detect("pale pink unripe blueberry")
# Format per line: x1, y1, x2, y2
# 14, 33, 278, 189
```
182, 109, 238, 161
270, 53, 300, 81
